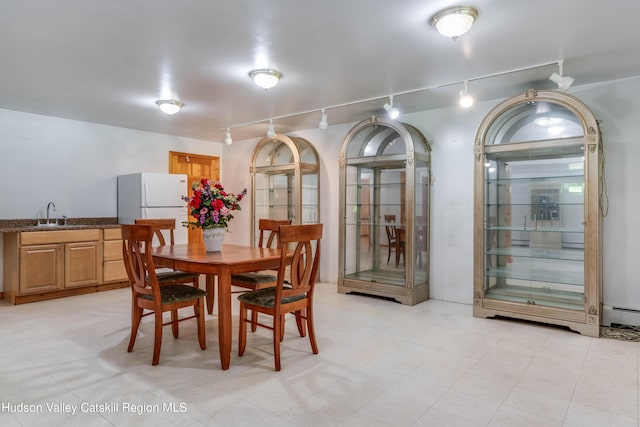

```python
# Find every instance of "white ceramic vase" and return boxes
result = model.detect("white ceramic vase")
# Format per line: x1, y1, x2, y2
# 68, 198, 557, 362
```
202, 226, 225, 252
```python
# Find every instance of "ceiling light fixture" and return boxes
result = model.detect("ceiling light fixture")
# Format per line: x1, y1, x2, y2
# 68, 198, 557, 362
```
459, 80, 474, 108
156, 99, 184, 115
267, 119, 276, 138
224, 128, 233, 145
319, 109, 328, 130
431, 6, 478, 40
383, 95, 400, 119
549, 59, 575, 91
249, 69, 282, 90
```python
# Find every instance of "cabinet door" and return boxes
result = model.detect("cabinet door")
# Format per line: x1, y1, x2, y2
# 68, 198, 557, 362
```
65, 241, 100, 288
19, 244, 64, 294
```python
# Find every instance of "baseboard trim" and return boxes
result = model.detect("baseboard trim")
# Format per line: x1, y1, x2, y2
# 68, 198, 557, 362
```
603, 304, 640, 327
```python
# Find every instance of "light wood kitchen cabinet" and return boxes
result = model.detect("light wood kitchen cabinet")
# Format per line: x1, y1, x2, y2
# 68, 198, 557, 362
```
3, 227, 127, 304
102, 228, 127, 282
19, 244, 64, 294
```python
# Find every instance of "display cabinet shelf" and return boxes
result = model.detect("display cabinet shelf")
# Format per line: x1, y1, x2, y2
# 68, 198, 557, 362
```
485, 246, 584, 261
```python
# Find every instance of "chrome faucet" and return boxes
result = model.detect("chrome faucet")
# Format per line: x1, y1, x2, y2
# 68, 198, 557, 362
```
46, 201, 56, 224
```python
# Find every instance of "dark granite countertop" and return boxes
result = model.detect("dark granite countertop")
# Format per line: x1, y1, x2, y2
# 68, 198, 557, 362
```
0, 218, 120, 233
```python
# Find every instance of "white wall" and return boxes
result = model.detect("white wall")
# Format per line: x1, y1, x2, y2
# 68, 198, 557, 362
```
2, 76, 640, 310
0, 109, 221, 291
222, 76, 640, 309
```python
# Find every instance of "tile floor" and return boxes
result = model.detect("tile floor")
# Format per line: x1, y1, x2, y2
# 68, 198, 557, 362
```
0, 284, 638, 427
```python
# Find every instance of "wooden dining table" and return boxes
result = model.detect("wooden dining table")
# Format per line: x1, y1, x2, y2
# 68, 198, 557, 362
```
150, 243, 284, 370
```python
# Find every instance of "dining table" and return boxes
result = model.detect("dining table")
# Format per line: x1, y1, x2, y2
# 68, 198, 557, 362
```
150, 243, 284, 370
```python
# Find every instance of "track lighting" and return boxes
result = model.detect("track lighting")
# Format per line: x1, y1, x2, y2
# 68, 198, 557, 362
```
319, 109, 328, 130
267, 119, 276, 138
459, 80, 474, 108
549, 60, 574, 91
156, 99, 184, 115
383, 95, 400, 119
431, 6, 479, 40
249, 69, 282, 90
224, 128, 232, 145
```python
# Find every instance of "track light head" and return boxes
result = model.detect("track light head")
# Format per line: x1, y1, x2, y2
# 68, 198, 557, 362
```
267, 119, 276, 138
459, 80, 474, 108
319, 109, 328, 130
224, 128, 232, 145
383, 95, 400, 119
549, 60, 574, 91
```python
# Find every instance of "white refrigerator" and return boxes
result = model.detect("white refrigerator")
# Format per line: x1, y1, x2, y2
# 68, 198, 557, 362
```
117, 173, 189, 244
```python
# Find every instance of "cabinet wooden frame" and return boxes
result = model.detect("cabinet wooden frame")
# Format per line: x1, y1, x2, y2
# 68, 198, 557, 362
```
473, 89, 602, 337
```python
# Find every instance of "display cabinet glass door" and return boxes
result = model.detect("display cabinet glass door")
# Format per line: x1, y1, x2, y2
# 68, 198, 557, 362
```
344, 165, 408, 286
484, 149, 585, 310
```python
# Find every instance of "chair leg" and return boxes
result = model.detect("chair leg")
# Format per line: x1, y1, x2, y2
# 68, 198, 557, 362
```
152, 311, 163, 366
171, 310, 179, 338
251, 310, 259, 332
295, 310, 306, 337
387, 245, 391, 264
196, 299, 206, 350
273, 314, 282, 371
128, 305, 143, 352
306, 306, 319, 355
238, 303, 247, 356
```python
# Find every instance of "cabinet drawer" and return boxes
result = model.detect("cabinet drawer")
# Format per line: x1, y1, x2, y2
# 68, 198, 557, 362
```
103, 228, 122, 240
104, 260, 128, 282
103, 240, 123, 261
21, 229, 100, 245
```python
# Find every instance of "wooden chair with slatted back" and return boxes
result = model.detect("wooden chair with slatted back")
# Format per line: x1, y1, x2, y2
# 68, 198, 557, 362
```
134, 218, 201, 289
121, 224, 207, 365
384, 214, 397, 264
230, 218, 291, 330
238, 223, 323, 371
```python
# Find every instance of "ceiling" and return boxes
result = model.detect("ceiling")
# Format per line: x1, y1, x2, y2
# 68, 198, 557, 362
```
2, 1, 640, 143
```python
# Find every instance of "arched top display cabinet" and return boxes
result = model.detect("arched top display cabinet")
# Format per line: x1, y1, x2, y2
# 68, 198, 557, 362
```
473, 89, 603, 336
250, 134, 320, 245
338, 116, 431, 305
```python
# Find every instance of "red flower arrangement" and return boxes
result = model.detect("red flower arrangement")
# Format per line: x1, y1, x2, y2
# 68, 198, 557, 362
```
182, 179, 247, 230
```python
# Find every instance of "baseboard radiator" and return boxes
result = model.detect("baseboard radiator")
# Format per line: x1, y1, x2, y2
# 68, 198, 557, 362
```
603, 305, 640, 327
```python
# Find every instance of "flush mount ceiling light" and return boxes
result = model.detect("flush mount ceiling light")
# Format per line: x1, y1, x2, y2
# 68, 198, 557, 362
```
224, 128, 233, 145
156, 99, 184, 115
383, 95, 400, 119
549, 60, 575, 91
319, 109, 328, 130
431, 6, 478, 40
267, 119, 276, 138
249, 69, 282, 90
459, 80, 474, 108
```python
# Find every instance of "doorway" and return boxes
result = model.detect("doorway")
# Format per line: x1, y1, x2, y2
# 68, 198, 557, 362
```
169, 151, 220, 245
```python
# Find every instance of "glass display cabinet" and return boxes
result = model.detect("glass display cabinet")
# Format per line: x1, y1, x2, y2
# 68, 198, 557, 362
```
338, 117, 431, 305
250, 134, 320, 245
473, 89, 603, 336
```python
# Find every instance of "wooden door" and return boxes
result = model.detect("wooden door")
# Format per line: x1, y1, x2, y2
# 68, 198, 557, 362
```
169, 151, 220, 245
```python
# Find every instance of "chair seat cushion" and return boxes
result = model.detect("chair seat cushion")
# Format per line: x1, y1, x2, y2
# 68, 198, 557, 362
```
238, 286, 305, 308
231, 272, 276, 286
140, 284, 206, 304
152, 270, 200, 283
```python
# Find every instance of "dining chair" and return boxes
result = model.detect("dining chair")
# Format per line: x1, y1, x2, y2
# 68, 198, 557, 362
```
384, 214, 397, 264
121, 224, 207, 366
134, 218, 201, 289
238, 223, 323, 371
230, 218, 291, 330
